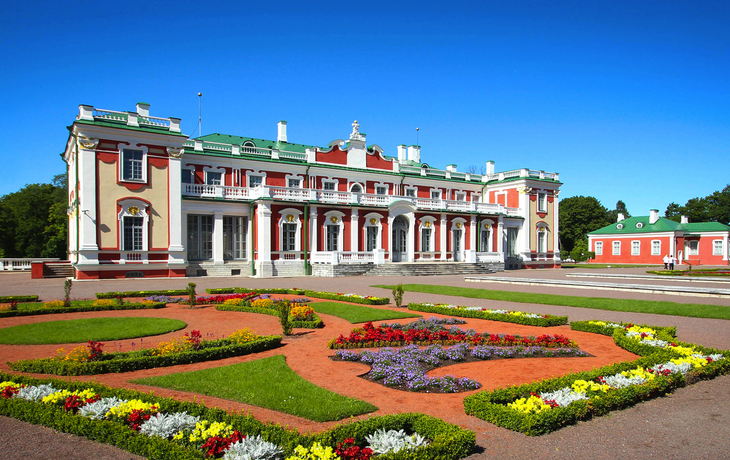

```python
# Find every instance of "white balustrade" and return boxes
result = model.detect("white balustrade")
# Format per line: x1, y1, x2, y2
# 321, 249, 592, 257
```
139, 116, 171, 128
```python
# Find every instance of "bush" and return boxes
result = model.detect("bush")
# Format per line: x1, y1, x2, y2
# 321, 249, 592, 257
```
0, 295, 38, 303
0, 301, 166, 318
407, 303, 568, 327
303, 291, 389, 305
392, 284, 404, 308
96, 290, 189, 299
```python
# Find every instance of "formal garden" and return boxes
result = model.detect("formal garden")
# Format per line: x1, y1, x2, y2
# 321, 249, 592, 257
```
1, 282, 729, 459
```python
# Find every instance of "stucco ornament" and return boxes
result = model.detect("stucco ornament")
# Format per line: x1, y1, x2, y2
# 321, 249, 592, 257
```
424, 221, 431, 228
128, 206, 140, 216
369, 218, 377, 225
517, 186, 532, 194
456, 222, 462, 229
78, 136, 99, 149
350, 120, 364, 141
330, 216, 339, 224
287, 214, 295, 222
167, 147, 184, 158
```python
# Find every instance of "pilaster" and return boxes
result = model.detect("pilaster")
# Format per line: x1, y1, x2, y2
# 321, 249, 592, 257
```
350, 209, 359, 252
213, 211, 224, 264
440, 213, 447, 261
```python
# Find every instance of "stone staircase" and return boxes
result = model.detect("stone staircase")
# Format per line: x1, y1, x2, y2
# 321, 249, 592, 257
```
43, 262, 74, 278
364, 262, 499, 277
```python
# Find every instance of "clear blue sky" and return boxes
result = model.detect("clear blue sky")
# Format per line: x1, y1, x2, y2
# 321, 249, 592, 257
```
1, 1, 728, 217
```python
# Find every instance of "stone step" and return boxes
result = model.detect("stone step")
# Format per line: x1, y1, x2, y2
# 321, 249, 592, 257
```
43, 263, 74, 278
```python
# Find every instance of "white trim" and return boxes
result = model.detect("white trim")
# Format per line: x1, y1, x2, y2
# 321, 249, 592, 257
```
419, 216, 437, 252
631, 240, 641, 256
277, 208, 303, 254
117, 199, 149, 252
349, 182, 365, 193
323, 210, 345, 252
322, 178, 339, 191
363, 212, 384, 251
450, 217, 467, 261
246, 170, 267, 187
429, 187, 442, 199
612, 241, 621, 255
404, 185, 418, 197
594, 241, 603, 255
285, 173, 304, 188
373, 181, 390, 195
537, 192, 547, 212
713, 239, 723, 256
119, 144, 149, 183
651, 240, 661, 256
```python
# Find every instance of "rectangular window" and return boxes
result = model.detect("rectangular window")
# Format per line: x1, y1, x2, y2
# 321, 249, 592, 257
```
181, 169, 194, 184
123, 217, 143, 251
455, 192, 466, 201
537, 192, 547, 212
122, 149, 144, 181
288, 178, 300, 188
688, 240, 699, 256
632, 241, 640, 255
537, 230, 546, 253
613, 241, 621, 255
249, 175, 263, 188
431, 190, 441, 199
376, 186, 387, 195
405, 188, 416, 197
282, 223, 296, 252
187, 215, 213, 260
714, 240, 724, 255
223, 216, 246, 260
366, 227, 378, 251
595, 241, 603, 255
651, 240, 661, 255
507, 228, 518, 257
326, 225, 339, 251
206, 172, 222, 185
421, 228, 432, 252
323, 181, 335, 191
480, 229, 491, 252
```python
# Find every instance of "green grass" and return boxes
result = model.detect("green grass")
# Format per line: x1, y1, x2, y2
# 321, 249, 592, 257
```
0, 317, 187, 345
310, 301, 420, 323
132, 355, 377, 421
373, 284, 730, 321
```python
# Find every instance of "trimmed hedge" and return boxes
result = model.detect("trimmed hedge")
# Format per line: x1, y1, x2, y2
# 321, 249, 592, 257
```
463, 323, 730, 435
8, 335, 282, 376
304, 291, 390, 305
215, 303, 325, 329
0, 301, 166, 318
206, 288, 306, 295
0, 373, 476, 460
570, 320, 677, 338
408, 302, 568, 327
0, 295, 38, 303
96, 289, 189, 299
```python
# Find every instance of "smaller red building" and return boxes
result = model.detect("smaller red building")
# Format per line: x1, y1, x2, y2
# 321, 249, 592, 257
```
587, 210, 730, 266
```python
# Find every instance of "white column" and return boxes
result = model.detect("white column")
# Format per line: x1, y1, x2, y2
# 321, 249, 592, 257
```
78, 145, 98, 263
497, 216, 505, 259
519, 188, 531, 260
257, 203, 272, 262
407, 213, 415, 262
670, 235, 676, 259
552, 192, 561, 261
167, 155, 185, 264
387, 215, 394, 260
213, 211, 224, 264
469, 215, 477, 251
724, 234, 729, 261
350, 209, 359, 253
440, 213, 447, 260
310, 208, 318, 257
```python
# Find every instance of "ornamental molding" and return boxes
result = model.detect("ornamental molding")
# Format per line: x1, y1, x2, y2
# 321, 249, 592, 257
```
517, 186, 532, 194
77, 136, 99, 150
349, 120, 365, 141
167, 147, 184, 158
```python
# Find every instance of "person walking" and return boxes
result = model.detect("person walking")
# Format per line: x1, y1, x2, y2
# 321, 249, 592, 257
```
669, 255, 675, 270
663, 254, 669, 269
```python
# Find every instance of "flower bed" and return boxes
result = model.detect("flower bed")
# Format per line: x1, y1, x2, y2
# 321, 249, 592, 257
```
329, 319, 577, 349
407, 303, 568, 327
206, 288, 306, 295
305, 291, 390, 305
96, 289, 190, 299
334, 343, 588, 393
0, 373, 476, 460
8, 329, 282, 376
0, 300, 167, 318
213, 294, 324, 329
570, 320, 677, 338
463, 320, 730, 435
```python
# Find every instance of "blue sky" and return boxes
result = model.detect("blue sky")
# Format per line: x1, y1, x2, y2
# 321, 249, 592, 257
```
1, 1, 728, 217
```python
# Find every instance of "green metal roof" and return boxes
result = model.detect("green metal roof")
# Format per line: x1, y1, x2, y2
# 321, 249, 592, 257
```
74, 118, 188, 137
194, 133, 315, 153
589, 216, 730, 235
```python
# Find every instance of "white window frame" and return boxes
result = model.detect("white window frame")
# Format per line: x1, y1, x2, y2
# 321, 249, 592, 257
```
119, 145, 149, 183
450, 217, 467, 259
187, 214, 213, 260
480, 219, 494, 252
373, 181, 390, 196
404, 185, 418, 197
651, 240, 661, 256
322, 179, 338, 191
245, 170, 267, 188
430, 188, 442, 200
285, 173, 304, 189
419, 216, 437, 253
537, 192, 547, 213
118, 199, 149, 252
613, 241, 621, 255
631, 240, 640, 256
713, 240, 724, 256
223, 216, 247, 260
277, 208, 303, 254
687, 240, 699, 256
349, 182, 364, 194
595, 241, 603, 255
205, 171, 222, 185
362, 213, 383, 251
537, 227, 547, 254
454, 191, 466, 202
181, 168, 195, 184
323, 210, 345, 252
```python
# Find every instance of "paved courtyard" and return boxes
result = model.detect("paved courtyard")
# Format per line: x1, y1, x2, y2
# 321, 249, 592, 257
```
1, 267, 729, 459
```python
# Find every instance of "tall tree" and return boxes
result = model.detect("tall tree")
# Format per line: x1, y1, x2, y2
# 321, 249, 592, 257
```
606, 199, 631, 223
664, 184, 730, 224
558, 196, 610, 253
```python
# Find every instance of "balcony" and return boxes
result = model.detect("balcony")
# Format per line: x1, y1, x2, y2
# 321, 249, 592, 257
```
182, 184, 520, 215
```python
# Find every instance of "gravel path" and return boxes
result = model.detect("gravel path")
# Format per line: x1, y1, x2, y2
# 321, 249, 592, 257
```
1, 268, 729, 460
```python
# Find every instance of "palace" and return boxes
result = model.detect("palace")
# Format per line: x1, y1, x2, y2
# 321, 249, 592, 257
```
63, 102, 562, 279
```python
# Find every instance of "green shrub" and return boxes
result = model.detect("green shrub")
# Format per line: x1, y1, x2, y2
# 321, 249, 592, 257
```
0, 295, 38, 303
214, 304, 324, 328
96, 290, 188, 299
303, 291, 389, 305
0, 301, 166, 318
407, 303, 568, 327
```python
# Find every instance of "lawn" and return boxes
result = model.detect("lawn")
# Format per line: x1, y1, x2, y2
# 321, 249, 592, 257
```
0, 317, 187, 345
310, 301, 420, 323
132, 355, 378, 422
373, 284, 730, 321
561, 263, 662, 269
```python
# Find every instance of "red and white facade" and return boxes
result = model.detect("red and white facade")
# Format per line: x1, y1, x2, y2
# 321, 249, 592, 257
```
63, 102, 562, 279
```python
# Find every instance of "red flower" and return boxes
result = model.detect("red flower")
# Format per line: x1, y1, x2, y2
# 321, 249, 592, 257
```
336, 438, 373, 460
200, 431, 245, 457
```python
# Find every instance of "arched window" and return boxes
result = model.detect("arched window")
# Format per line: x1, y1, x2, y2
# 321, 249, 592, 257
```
363, 213, 383, 251
277, 208, 302, 257
419, 217, 437, 253
480, 219, 494, 252
118, 199, 150, 255
323, 211, 345, 252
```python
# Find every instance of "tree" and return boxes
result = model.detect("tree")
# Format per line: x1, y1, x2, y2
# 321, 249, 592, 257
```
569, 239, 595, 262
558, 196, 610, 253
466, 164, 486, 175
664, 184, 730, 224
605, 200, 631, 224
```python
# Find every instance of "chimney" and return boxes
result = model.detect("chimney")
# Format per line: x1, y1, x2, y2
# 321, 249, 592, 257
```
617, 213, 625, 222
277, 121, 287, 143
136, 102, 150, 117
397, 145, 407, 163
486, 160, 495, 175
407, 145, 421, 163
446, 164, 457, 172
649, 209, 659, 224
681, 215, 689, 224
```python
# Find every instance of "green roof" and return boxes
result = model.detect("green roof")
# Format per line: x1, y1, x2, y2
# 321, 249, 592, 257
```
588, 216, 730, 235
194, 133, 315, 154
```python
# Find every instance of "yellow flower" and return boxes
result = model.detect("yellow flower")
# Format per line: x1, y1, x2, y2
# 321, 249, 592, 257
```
188, 420, 234, 442
286, 443, 340, 460
228, 328, 260, 344
92, 299, 115, 307
107, 399, 158, 418
571, 379, 609, 394
252, 298, 274, 309
508, 395, 551, 414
